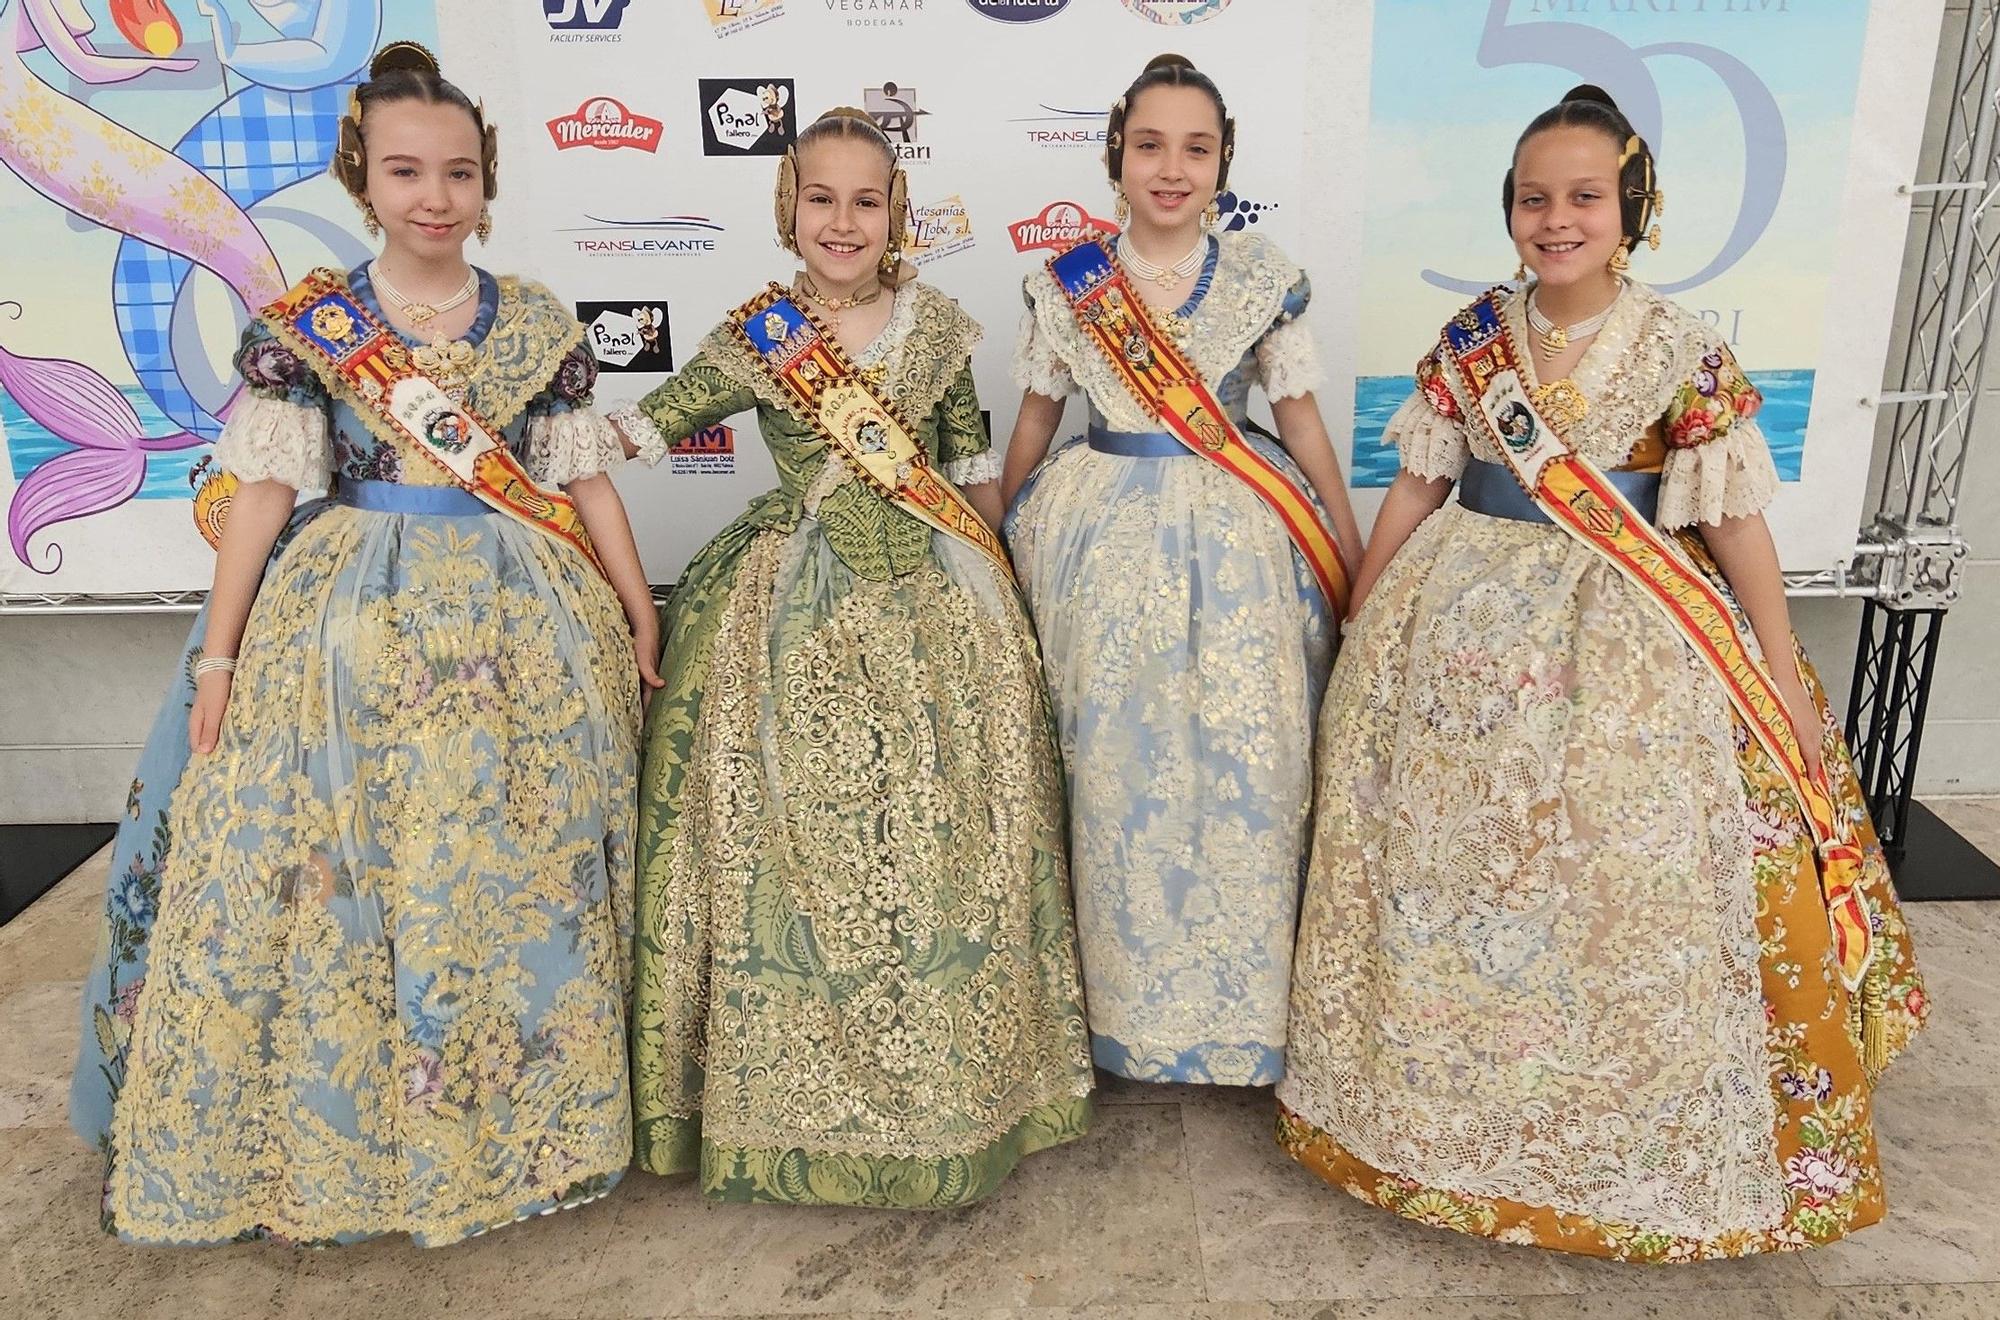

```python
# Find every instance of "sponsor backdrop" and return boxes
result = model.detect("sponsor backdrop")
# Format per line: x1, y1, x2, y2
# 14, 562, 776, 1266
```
0, 0, 1945, 593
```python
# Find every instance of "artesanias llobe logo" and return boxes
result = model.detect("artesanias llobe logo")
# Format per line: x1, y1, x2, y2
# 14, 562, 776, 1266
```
864, 83, 932, 161
1009, 201, 1116, 253
544, 0, 629, 40
1122, 0, 1231, 24
547, 97, 664, 152
700, 79, 795, 156
967, 0, 1069, 21
576, 301, 673, 372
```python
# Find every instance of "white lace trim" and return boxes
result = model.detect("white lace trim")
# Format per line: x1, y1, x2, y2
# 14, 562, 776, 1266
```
523, 408, 625, 487
608, 404, 670, 467
1256, 313, 1325, 401
1023, 231, 1304, 430
1387, 390, 1468, 482
212, 393, 332, 495
943, 449, 1002, 487
1657, 417, 1782, 528
1011, 304, 1077, 398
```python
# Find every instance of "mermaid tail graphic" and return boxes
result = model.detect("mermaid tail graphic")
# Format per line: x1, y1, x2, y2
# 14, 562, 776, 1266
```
0, 0, 387, 573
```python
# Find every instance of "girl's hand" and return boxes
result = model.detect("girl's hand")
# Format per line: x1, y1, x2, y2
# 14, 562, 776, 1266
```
189, 671, 234, 754
1777, 672, 1825, 780
629, 609, 665, 710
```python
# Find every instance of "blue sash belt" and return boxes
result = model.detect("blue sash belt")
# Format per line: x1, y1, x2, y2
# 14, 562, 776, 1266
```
338, 479, 492, 516
1458, 457, 1660, 526
1087, 424, 1192, 458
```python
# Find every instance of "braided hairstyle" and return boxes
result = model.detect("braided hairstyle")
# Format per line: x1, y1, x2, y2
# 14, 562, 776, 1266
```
331, 42, 499, 205
774, 106, 912, 283
1106, 53, 1236, 192
1502, 84, 1659, 250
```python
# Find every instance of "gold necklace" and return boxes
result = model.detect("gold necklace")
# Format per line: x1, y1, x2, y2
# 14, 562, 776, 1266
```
799, 274, 883, 312
372, 263, 478, 327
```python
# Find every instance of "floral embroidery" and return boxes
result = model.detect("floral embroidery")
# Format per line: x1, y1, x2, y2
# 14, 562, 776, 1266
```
235, 332, 309, 397
1415, 347, 1462, 421
1667, 344, 1762, 449
551, 342, 598, 405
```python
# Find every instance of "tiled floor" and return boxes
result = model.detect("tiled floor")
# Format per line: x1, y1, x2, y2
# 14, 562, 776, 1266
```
4, 805, 1998, 1320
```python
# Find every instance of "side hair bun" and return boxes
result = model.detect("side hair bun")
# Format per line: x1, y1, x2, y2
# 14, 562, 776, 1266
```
1145, 52, 1196, 74
1560, 83, 1619, 111
370, 40, 440, 79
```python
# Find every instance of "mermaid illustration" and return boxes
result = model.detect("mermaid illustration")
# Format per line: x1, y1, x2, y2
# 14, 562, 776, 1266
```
0, 0, 391, 573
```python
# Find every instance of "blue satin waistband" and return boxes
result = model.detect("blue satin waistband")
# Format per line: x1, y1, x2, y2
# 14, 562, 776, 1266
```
1458, 457, 1660, 526
1087, 424, 1193, 458
337, 479, 492, 516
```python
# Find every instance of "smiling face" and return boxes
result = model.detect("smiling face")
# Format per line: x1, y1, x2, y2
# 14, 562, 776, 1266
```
792, 134, 894, 292
1510, 123, 1627, 293
1118, 83, 1223, 236
362, 98, 486, 261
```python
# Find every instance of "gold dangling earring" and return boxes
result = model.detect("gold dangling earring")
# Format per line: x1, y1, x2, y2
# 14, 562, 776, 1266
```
361, 202, 381, 238
1608, 238, 1632, 275
1202, 198, 1220, 231
475, 207, 493, 246
1646, 222, 1662, 252
1113, 184, 1130, 229
879, 245, 900, 277
1514, 260, 1527, 282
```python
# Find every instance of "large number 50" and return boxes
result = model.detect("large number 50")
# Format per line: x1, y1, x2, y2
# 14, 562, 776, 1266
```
1423, 0, 1786, 297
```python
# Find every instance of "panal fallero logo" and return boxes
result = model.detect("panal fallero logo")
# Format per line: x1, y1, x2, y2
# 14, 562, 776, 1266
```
1009, 201, 1116, 253
546, 97, 663, 153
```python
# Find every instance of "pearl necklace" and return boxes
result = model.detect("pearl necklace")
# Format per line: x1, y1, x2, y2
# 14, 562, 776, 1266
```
1526, 285, 1621, 360
372, 263, 478, 328
1117, 233, 1206, 291
798, 273, 883, 312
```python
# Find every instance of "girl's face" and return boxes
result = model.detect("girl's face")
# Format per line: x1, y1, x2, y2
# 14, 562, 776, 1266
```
1510, 124, 1627, 292
1118, 84, 1223, 235
362, 99, 486, 260
792, 136, 893, 290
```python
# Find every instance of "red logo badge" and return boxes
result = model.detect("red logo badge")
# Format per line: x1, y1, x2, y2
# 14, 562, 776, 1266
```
546, 97, 664, 153
1008, 200, 1117, 253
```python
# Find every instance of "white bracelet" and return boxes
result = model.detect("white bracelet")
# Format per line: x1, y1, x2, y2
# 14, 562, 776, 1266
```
194, 654, 238, 678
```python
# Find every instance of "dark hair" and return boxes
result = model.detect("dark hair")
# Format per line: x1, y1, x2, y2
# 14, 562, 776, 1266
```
1502, 84, 1656, 245
795, 105, 897, 176
332, 42, 498, 202
1107, 53, 1236, 191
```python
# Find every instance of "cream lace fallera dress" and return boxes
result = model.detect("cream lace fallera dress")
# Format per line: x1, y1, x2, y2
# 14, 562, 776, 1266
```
1005, 232, 1335, 1086
1277, 279, 1926, 1259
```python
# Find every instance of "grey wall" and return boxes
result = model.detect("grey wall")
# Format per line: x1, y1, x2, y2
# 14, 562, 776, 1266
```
2, 2, 1995, 822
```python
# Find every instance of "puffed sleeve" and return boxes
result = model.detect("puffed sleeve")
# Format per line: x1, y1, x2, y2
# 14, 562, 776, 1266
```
932, 363, 999, 486
520, 341, 627, 486
1255, 273, 1325, 401
1010, 278, 1077, 399
1656, 341, 1780, 528
1390, 344, 1472, 482
210, 322, 334, 494
607, 349, 759, 468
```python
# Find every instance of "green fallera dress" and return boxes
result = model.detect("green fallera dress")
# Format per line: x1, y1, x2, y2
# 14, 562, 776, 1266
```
610, 281, 1095, 1207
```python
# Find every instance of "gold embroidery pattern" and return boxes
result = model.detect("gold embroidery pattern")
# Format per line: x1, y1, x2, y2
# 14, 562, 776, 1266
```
107, 512, 638, 1247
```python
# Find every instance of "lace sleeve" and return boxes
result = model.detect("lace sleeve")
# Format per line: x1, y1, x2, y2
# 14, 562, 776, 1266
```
1255, 274, 1325, 401
515, 342, 626, 485
212, 326, 332, 491
1391, 347, 1470, 481
1010, 298, 1075, 398
1656, 341, 1780, 527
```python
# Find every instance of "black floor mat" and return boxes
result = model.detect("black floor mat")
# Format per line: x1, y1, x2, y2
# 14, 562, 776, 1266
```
0, 823, 115, 927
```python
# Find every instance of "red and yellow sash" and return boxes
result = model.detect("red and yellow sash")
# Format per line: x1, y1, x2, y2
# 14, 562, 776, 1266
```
730, 283, 1012, 580
1443, 289, 1872, 991
262, 268, 604, 575
1046, 240, 1349, 614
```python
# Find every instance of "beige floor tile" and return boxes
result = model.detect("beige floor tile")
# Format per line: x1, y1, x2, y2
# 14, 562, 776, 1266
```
1881, 902, 2000, 1091
0, 981, 84, 1131
1804, 1085, 2000, 1287
1922, 798, 2000, 859
580, 1104, 1205, 1317
0, 851, 110, 1001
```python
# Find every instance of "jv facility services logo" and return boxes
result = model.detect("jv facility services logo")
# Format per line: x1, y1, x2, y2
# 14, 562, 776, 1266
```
1009, 201, 1115, 253
864, 83, 931, 161
706, 0, 786, 39
701, 79, 796, 156
547, 97, 663, 152
968, 0, 1069, 21
575, 302, 673, 373
544, 0, 629, 41
1122, 0, 1230, 23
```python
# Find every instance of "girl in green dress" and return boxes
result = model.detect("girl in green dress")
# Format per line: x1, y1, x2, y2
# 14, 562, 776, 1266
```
608, 107, 1094, 1207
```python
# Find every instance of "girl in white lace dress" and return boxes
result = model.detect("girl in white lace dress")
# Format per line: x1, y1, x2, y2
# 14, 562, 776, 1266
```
1001, 55, 1363, 1088
1277, 85, 1925, 1260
